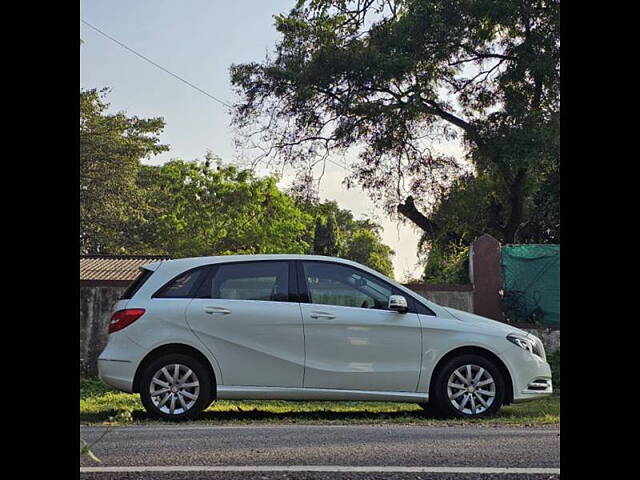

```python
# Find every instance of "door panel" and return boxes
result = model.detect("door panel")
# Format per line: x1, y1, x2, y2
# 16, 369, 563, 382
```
301, 304, 422, 391
184, 261, 304, 388
186, 299, 304, 387
299, 261, 422, 392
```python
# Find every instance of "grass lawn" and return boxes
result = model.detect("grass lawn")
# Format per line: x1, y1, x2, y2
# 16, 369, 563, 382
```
80, 377, 559, 426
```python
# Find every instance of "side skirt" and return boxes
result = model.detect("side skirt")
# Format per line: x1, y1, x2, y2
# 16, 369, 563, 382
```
216, 386, 428, 403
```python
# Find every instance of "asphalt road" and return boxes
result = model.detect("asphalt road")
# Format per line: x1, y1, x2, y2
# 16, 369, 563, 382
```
80, 424, 560, 479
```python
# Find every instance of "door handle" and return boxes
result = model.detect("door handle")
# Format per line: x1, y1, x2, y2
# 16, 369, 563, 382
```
310, 311, 336, 320
204, 306, 231, 315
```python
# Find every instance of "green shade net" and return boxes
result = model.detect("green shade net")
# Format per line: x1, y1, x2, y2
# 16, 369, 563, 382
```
501, 245, 560, 327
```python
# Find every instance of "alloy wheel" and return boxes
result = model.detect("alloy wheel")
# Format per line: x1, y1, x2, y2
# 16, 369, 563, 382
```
446, 364, 496, 415
150, 363, 200, 415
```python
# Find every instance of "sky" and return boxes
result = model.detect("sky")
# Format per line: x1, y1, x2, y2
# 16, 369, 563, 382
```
80, 0, 464, 280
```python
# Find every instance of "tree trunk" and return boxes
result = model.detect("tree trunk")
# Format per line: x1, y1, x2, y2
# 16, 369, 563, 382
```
502, 169, 527, 243
397, 196, 438, 238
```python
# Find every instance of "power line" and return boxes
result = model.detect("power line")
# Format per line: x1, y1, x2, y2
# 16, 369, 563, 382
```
80, 19, 232, 108
325, 157, 348, 170
330, 159, 345, 169
81, 19, 349, 172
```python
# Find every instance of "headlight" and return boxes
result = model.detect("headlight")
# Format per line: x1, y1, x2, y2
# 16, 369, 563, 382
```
507, 333, 545, 360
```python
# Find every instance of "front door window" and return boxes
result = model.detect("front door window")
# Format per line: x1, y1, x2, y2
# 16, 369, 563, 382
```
302, 261, 395, 310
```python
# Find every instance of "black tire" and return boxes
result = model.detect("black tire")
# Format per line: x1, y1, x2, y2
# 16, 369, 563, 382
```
430, 354, 505, 419
139, 353, 213, 421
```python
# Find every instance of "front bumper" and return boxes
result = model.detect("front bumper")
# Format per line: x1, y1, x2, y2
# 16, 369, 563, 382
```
512, 377, 553, 403
97, 331, 145, 393
501, 346, 553, 402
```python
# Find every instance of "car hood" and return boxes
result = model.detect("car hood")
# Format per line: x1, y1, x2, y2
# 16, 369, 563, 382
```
442, 307, 531, 337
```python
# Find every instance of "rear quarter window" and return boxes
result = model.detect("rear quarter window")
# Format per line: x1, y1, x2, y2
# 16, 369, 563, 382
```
120, 269, 154, 299
153, 267, 209, 298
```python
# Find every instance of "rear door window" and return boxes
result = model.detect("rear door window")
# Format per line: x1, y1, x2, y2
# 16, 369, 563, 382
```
199, 262, 290, 302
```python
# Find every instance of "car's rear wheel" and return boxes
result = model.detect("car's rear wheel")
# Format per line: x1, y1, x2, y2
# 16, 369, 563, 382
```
431, 354, 505, 418
139, 353, 213, 421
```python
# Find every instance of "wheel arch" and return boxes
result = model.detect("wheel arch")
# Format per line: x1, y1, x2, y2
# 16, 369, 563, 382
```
132, 343, 217, 402
428, 346, 514, 405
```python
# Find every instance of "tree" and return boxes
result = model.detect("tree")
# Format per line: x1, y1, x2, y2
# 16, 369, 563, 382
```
289, 182, 396, 276
134, 157, 313, 257
516, 159, 560, 243
80, 88, 168, 254
313, 215, 340, 256
420, 155, 558, 282
344, 229, 394, 278
230, 0, 560, 245
415, 173, 488, 283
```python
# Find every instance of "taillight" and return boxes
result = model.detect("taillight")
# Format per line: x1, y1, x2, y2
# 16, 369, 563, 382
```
109, 309, 145, 333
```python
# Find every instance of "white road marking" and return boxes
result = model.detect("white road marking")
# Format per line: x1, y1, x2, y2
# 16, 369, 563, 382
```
80, 465, 560, 474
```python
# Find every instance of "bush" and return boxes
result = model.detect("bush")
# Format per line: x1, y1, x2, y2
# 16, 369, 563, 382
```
548, 348, 560, 390
423, 243, 469, 284
80, 377, 115, 399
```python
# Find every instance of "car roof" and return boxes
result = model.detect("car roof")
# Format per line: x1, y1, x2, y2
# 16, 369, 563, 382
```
144, 254, 372, 272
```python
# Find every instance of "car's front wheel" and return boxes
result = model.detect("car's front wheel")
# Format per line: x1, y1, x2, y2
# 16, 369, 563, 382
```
431, 354, 505, 418
139, 353, 213, 420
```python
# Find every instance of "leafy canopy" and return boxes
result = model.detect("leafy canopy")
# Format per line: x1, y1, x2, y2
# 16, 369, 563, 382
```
231, 0, 560, 245
80, 89, 397, 276
80, 88, 168, 254
135, 156, 314, 257
292, 190, 396, 277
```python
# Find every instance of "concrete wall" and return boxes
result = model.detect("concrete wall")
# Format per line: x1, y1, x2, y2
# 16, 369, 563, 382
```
80, 286, 125, 376
407, 287, 474, 313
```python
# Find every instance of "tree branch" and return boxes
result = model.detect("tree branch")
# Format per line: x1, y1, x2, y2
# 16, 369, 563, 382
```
397, 195, 438, 238
420, 99, 484, 147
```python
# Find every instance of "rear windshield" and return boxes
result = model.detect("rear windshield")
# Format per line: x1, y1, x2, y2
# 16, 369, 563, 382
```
120, 268, 153, 299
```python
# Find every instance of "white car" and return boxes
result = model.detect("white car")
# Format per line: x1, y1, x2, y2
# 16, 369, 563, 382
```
98, 255, 552, 420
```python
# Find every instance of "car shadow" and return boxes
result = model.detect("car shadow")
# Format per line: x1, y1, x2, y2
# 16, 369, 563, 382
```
126, 408, 449, 423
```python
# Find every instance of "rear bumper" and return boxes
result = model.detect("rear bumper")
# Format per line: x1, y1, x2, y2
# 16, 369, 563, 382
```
97, 332, 145, 393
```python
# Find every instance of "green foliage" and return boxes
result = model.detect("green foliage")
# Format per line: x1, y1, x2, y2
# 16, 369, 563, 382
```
429, 175, 499, 244
518, 160, 560, 243
80, 377, 113, 399
421, 160, 559, 282
134, 157, 313, 257
313, 215, 340, 256
79, 89, 394, 266
344, 230, 394, 278
80, 88, 168, 254
80, 377, 558, 425
108, 409, 134, 424
548, 348, 560, 390
423, 243, 469, 284
295, 198, 395, 277
231, 0, 560, 253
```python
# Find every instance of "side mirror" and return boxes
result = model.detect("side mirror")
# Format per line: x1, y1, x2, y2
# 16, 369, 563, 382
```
388, 295, 408, 313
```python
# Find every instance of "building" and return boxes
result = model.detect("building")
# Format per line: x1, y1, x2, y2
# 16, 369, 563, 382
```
80, 255, 170, 288
80, 255, 170, 375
